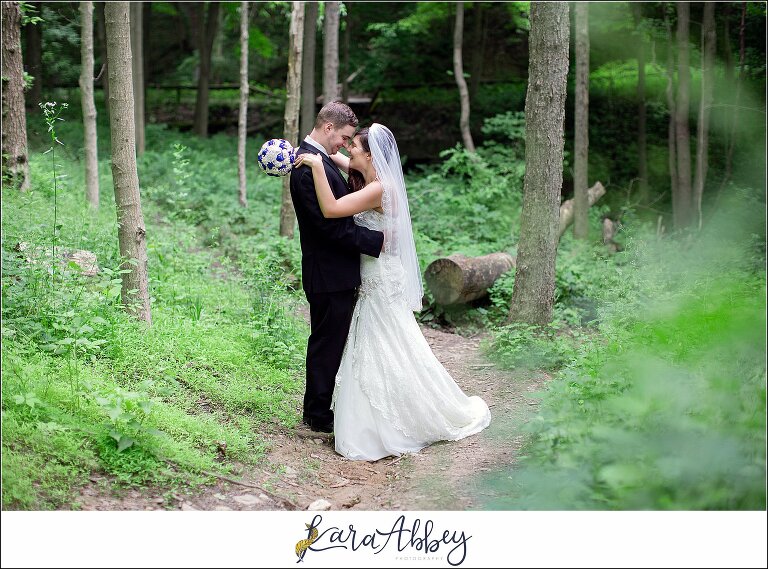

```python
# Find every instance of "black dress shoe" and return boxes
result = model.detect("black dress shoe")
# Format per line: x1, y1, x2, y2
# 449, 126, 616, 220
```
303, 419, 333, 433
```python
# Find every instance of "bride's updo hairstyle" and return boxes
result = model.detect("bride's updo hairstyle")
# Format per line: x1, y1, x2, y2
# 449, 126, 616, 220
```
347, 127, 370, 193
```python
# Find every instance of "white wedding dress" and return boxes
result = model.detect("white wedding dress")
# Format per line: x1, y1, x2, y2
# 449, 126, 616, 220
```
332, 209, 491, 461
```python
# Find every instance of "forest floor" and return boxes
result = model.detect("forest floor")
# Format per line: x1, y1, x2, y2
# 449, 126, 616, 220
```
73, 239, 550, 511
75, 319, 550, 512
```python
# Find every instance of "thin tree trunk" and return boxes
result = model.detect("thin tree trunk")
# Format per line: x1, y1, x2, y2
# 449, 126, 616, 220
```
181, 2, 201, 54
559, 181, 605, 239
453, 2, 475, 152
1, 1, 30, 191
280, 1, 305, 238
663, 3, 677, 208
80, 1, 99, 208
105, 1, 151, 324
631, 2, 648, 204
674, 1, 692, 230
300, 1, 317, 137
693, 2, 715, 230
24, 2, 43, 110
193, 2, 220, 137
722, 3, 733, 87
238, 1, 249, 208
723, 1, 747, 187
508, 1, 569, 327
341, 1, 350, 103
573, 2, 589, 240
130, 2, 144, 155
720, 3, 733, 182
212, 2, 224, 84
143, 1, 151, 120
96, 1, 109, 119
323, 0, 340, 104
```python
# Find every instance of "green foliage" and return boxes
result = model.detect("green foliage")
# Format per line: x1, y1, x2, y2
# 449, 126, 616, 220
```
19, 1, 43, 26
95, 438, 162, 485
39, 4, 81, 87
22, 71, 34, 91
505, 2, 530, 30
407, 111, 532, 267
480, 198, 766, 510
487, 321, 580, 371
2, 118, 307, 509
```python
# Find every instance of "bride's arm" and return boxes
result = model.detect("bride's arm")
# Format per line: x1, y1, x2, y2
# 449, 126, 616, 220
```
296, 153, 382, 218
329, 151, 350, 173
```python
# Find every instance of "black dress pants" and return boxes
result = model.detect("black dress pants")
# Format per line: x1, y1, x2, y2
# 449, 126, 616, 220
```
303, 289, 356, 427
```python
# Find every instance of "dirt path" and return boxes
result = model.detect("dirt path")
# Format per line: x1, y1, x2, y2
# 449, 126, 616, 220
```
77, 321, 550, 512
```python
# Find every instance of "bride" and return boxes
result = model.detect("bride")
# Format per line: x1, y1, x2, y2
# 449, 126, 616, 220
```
294, 123, 491, 461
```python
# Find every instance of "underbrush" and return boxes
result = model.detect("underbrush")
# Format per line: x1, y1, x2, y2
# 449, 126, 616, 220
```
479, 193, 766, 510
2, 117, 306, 509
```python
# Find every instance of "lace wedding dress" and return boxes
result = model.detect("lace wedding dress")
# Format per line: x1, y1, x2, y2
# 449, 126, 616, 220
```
332, 209, 491, 461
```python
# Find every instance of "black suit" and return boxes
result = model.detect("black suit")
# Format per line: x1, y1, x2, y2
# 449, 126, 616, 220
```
290, 141, 384, 428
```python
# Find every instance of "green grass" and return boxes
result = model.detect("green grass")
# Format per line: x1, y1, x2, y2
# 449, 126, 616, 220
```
2, 113, 307, 509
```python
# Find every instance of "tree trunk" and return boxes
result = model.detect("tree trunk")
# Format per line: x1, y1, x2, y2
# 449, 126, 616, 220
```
468, 2, 485, 102
24, 2, 43, 110
722, 3, 733, 90
674, 1, 692, 230
507, 1, 569, 327
193, 2, 220, 137
323, 0, 340, 104
693, 2, 715, 230
96, 1, 109, 119
663, 3, 677, 210
181, 2, 201, 53
211, 2, 223, 84
105, 1, 151, 324
453, 2, 475, 152
723, 1, 747, 188
1, 1, 30, 191
238, 1, 249, 208
558, 181, 605, 240
129, 2, 144, 155
341, 1, 350, 103
720, 3, 733, 187
143, 1, 151, 118
300, 1, 317, 137
280, 1, 304, 238
631, 2, 648, 204
602, 218, 621, 253
573, 2, 589, 240
425, 253, 515, 305
80, 1, 99, 209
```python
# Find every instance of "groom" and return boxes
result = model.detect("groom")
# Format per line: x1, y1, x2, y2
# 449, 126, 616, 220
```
290, 102, 384, 433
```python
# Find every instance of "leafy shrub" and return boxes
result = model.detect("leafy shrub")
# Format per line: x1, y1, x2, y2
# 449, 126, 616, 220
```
488, 321, 579, 371
482, 196, 766, 510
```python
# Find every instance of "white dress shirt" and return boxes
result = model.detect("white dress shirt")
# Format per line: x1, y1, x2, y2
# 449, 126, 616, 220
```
303, 135, 328, 157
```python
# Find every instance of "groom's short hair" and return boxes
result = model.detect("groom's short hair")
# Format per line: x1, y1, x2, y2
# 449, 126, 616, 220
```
315, 101, 358, 130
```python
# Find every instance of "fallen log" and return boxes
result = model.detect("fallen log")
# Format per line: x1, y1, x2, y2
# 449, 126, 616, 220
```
14, 242, 100, 275
424, 252, 515, 305
558, 181, 605, 239
424, 182, 605, 306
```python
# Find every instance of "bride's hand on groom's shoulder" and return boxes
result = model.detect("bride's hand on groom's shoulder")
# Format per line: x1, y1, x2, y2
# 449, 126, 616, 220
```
295, 153, 322, 169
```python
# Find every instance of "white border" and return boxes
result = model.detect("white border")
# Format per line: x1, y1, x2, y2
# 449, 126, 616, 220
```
2, 510, 767, 568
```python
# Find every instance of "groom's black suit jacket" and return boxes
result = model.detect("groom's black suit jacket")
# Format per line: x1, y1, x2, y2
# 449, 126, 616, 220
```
290, 141, 384, 428
290, 141, 384, 293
